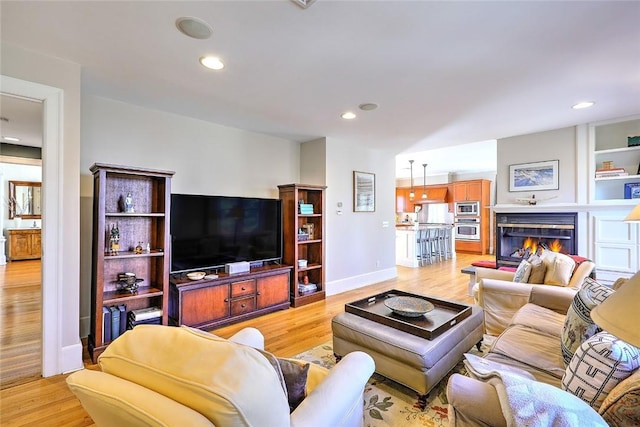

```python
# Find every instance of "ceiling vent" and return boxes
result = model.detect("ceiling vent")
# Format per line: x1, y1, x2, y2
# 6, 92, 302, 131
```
291, 0, 317, 9
175, 17, 213, 39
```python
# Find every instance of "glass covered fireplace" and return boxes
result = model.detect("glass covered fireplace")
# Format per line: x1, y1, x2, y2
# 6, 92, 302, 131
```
495, 212, 577, 267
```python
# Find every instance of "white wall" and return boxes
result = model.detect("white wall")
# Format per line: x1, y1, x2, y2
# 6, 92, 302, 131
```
496, 126, 576, 205
1, 42, 83, 375
79, 95, 301, 336
323, 138, 398, 295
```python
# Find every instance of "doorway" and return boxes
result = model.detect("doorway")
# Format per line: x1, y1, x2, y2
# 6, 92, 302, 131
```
0, 94, 44, 388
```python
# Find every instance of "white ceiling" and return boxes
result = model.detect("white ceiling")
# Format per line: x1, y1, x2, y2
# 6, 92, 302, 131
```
1, 1, 639, 177
0, 95, 43, 148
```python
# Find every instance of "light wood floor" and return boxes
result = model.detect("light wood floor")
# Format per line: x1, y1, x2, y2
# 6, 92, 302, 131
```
0, 253, 490, 426
0, 259, 42, 390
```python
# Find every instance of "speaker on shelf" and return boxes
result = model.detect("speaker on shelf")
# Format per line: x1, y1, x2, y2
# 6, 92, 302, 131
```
225, 261, 251, 274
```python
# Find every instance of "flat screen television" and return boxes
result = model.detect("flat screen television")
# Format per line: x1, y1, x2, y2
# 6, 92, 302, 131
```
170, 193, 282, 273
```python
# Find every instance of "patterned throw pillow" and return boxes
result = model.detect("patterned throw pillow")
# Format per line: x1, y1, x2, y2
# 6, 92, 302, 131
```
513, 259, 532, 283
561, 277, 615, 366
526, 254, 546, 283
599, 370, 640, 425
562, 332, 640, 410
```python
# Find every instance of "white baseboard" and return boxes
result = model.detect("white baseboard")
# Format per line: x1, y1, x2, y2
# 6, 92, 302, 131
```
325, 267, 398, 297
60, 342, 84, 374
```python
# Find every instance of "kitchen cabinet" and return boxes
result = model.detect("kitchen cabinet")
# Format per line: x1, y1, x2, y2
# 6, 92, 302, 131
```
6, 228, 41, 261
453, 181, 484, 201
453, 179, 492, 255
396, 187, 413, 212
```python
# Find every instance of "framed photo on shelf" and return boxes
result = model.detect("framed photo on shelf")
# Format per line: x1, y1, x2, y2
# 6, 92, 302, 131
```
509, 160, 559, 192
353, 171, 375, 212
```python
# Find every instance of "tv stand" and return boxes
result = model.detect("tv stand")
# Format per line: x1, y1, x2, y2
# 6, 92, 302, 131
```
168, 264, 291, 330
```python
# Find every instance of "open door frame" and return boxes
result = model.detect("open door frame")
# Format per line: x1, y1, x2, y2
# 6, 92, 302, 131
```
1, 75, 83, 376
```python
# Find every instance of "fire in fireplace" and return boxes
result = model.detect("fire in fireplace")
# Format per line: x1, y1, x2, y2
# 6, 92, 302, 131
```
496, 213, 577, 267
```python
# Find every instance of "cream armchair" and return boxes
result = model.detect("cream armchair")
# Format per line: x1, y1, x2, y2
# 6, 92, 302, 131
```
472, 255, 595, 335
67, 325, 375, 427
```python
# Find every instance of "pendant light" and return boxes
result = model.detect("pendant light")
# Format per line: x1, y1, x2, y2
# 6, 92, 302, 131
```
422, 163, 428, 199
408, 160, 415, 199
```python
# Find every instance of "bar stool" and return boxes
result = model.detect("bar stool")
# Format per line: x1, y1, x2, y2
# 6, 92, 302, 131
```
437, 227, 448, 260
443, 226, 453, 259
427, 227, 440, 264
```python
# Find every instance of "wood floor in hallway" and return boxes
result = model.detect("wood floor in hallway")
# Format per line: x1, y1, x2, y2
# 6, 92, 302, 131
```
0, 259, 42, 390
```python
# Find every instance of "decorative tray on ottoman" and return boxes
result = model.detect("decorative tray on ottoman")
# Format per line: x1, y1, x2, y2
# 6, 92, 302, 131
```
344, 289, 472, 340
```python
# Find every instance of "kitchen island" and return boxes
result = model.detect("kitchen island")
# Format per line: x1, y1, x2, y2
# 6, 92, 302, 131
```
396, 224, 455, 267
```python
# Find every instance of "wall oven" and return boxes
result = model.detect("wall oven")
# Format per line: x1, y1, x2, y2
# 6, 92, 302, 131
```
454, 201, 480, 216
454, 217, 480, 240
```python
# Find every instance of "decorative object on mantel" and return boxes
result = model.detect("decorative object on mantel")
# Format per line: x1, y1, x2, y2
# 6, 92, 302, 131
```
509, 160, 559, 192
514, 194, 558, 205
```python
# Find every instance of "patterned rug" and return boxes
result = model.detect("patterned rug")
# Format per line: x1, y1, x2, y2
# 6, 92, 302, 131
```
294, 342, 483, 427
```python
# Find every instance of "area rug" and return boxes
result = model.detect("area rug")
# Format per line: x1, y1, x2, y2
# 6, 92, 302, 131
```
294, 342, 484, 427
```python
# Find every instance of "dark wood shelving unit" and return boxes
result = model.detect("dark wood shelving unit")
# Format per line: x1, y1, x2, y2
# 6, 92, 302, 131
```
88, 163, 174, 362
278, 183, 327, 307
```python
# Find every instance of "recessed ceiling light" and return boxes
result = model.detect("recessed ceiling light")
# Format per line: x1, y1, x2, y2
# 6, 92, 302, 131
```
199, 56, 224, 70
359, 103, 378, 111
2, 136, 20, 142
341, 112, 356, 120
572, 101, 595, 109
176, 17, 213, 39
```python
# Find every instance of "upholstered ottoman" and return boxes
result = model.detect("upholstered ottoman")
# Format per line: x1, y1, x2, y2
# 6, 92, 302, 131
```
332, 305, 483, 407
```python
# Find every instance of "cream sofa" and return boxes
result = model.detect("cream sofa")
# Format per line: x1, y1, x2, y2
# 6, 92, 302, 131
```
472, 253, 595, 335
67, 325, 375, 427
447, 272, 640, 426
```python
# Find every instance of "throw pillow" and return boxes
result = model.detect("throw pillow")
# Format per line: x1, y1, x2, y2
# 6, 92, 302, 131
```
561, 277, 615, 366
599, 370, 640, 425
257, 349, 310, 412
513, 259, 532, 283
562, 331, 640, 410
542, 251, 576, 286
278, 358, 311, 412
526, 254, 546, 283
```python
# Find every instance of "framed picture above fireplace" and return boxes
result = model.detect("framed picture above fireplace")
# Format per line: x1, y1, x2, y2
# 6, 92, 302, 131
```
509, 160, 559, 192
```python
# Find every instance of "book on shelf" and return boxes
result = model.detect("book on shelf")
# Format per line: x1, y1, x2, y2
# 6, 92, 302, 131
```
102, 306, 112, 342
596, 170, 629, 178
129, 306, 162, 321
118, 305, 127, 336
110, 306, 121, 340
128, 316, 162, 329
298, 282, 317, 293
596, 167, 626, 173
299, 203, 314, 214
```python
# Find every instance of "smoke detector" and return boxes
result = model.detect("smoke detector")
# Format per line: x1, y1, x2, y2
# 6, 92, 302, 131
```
291, 0, 317, 9
176, 17, 213, 39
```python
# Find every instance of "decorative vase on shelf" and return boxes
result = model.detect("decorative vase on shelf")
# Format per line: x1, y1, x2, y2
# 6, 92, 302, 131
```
14, 216, 22, 228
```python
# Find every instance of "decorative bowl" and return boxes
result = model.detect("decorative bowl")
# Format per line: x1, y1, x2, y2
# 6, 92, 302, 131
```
384, 296, 434, 317
186, 271, 206, 281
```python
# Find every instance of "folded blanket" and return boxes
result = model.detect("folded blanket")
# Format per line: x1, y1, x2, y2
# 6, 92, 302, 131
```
463, 353, 606, 427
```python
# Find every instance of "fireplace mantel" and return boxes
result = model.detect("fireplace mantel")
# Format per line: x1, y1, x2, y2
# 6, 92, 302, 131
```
492, 202, 637, 214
